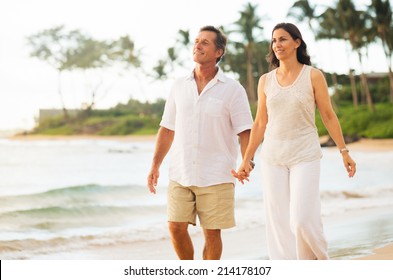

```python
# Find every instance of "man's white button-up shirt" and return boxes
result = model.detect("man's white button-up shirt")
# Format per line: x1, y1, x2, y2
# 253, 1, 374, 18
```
160, 68, 253, 187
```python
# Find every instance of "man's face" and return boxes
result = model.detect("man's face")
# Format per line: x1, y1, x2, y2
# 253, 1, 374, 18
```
193, 31, 222, 65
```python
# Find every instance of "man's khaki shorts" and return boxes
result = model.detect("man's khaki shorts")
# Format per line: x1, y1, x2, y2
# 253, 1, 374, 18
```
167, 180, 235, 229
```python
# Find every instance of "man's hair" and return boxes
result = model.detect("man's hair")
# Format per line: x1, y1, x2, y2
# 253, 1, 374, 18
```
199, 25, 227, 63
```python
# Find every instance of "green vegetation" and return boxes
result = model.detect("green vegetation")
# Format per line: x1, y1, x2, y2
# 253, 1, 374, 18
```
31, 99, 393, 139
32, 99, 165, 136
315, 103, 393, 138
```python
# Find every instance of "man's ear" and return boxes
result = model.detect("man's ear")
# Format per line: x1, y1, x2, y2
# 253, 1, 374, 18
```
216, 48, 223, 59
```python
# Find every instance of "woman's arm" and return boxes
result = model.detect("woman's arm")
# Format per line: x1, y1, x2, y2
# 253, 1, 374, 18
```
312, 68, 356, 177
232, 74, 269, 183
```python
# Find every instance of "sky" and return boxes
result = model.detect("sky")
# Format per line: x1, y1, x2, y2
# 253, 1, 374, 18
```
0, 0, 388, 131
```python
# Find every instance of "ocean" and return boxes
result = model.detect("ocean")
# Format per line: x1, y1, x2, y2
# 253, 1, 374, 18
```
0, 138, 392, 259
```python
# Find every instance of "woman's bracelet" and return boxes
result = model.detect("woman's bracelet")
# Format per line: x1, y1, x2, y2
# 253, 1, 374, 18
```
339, 147, 349, 154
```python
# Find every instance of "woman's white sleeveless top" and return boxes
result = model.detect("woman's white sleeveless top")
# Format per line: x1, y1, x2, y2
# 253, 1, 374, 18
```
261, 64, 322, 166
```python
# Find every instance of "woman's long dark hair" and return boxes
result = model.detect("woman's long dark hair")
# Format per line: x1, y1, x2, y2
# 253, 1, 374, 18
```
266, 22, 311, 70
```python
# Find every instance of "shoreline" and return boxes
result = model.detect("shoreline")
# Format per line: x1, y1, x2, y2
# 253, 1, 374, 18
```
26, 205, 393, 260
346, 138, 393, 151
320, 136, 393, 151
355, 244, 393, 260
6, 135, 393, 151
6, 134, 157, 142
323, 205, 393, 260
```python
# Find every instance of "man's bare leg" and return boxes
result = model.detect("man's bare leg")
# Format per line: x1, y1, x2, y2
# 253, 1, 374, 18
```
168, 222, 194, 260
203, 229, 222, 260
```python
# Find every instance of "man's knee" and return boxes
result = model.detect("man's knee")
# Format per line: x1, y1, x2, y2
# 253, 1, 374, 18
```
169, 222, 189, 236
204, 229, 221, 241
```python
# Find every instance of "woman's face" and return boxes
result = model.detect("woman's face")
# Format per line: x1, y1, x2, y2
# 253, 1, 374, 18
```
271, 28, 300, 61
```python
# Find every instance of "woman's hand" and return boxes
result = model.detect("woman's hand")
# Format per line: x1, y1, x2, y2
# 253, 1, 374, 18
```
231, 160, 254, 184
342, 153, 356, 178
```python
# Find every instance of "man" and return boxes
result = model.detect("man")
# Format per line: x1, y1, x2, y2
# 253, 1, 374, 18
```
147, 25, 253, 260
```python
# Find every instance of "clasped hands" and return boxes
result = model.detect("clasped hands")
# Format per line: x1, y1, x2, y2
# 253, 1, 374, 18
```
231, 160, 254, 185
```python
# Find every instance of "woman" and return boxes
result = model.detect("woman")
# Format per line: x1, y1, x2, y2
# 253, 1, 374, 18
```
232, 22, 356, 260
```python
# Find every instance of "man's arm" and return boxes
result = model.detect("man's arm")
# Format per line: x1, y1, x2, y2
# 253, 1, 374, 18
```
147, 127, 174, 194
238, 129, 251, 159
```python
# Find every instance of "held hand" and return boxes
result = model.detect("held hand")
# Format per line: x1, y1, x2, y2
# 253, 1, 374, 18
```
231, 160, 254, 184
342, 154, 356, 178
231, 169, 249, 184
147, 168, 159, 194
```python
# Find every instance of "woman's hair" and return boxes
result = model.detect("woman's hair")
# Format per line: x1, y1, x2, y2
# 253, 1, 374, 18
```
199, 25, 227, 63
266, 22, 311, 70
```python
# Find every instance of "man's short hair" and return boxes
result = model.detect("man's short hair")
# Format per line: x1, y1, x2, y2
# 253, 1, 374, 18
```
199, 25, 227, 63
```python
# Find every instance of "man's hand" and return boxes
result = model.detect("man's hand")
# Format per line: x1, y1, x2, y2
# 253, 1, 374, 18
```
231, 169, 249, 185
147, 167, 159, 194
231, 160, 254, 185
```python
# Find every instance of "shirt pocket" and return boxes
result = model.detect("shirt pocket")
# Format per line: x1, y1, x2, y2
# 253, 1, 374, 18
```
205, 97, 224, 117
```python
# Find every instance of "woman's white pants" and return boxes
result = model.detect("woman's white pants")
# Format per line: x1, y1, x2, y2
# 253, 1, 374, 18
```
261, 159, 329, 260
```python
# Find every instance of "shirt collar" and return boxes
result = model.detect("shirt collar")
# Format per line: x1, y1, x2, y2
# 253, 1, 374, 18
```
187, 67, 227, 83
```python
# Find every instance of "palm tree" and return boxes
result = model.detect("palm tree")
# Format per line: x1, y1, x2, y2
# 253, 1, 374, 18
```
151, 29, 191, 80
288, 1, 341, 109
369, 0, 393, 103
318, 6, 360, 108
174, 29, 192, 68
287, 0, 317, 31
230, 2, 265, 102
313, 7, 346, 107
335, 0, 375, 112
176, 29, 191, 49
318, 0, 376, 110
348, 10, 376, 112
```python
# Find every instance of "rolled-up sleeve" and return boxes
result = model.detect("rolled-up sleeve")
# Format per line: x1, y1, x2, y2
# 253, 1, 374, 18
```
160, 86, 176, 131
230, 87, 253, 135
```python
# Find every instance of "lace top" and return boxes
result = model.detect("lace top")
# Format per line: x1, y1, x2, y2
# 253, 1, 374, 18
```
261, 64, 322, 166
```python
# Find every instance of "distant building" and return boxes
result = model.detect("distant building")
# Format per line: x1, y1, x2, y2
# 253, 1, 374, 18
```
366, 72, 388, 83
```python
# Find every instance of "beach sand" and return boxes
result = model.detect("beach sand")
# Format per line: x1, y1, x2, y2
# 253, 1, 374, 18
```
6, 135, 393, 260
9, 134, 393, 151
355, 244, 393, 260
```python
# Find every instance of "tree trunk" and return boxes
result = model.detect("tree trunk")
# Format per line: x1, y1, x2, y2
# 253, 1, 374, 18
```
388, 69, 393, 103
357, 52, 375, 112
380, 37, 393, 103
246, 46, 256, 102
332, 73, 338, 96
361, 73, 375, 112
330, 72, 339, 111
256, 48, 264, 76
349, 70, 358, 108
